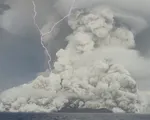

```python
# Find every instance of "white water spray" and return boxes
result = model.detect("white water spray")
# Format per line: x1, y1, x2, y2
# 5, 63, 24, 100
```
32, 0, 76, 73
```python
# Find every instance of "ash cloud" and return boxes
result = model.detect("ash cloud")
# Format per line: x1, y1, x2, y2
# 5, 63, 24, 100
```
1, 0, 150, 113
0, 7, 148, 113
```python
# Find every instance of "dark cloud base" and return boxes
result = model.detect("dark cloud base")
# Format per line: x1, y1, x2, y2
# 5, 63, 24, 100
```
0, 3, 10, 14
135, 27, 150, 56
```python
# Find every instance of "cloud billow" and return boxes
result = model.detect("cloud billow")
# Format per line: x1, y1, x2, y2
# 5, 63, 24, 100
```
0, 7, 147, 113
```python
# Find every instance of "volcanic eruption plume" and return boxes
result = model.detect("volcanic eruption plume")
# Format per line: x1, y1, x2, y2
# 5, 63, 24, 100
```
0, 5, 148, 113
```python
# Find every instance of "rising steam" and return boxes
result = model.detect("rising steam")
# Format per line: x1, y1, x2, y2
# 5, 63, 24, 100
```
0, 6, 147, 113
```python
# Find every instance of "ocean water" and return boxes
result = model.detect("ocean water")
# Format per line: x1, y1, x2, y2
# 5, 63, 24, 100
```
0, 113, 150, 120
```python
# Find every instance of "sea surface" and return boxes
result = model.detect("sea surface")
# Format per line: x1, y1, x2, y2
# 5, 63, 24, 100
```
0, 112, 150, 120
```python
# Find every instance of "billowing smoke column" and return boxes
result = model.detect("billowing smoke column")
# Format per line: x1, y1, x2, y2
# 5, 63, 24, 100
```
0, 6, 146, 113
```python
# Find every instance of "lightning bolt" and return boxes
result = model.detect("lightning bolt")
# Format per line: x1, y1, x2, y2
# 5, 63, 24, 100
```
32, 0, 76, 74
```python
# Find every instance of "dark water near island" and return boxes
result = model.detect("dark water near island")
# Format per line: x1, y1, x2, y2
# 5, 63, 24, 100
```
0, 112, 150, 120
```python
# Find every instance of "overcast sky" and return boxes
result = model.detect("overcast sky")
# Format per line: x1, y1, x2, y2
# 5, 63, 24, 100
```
0, 0, 150, 91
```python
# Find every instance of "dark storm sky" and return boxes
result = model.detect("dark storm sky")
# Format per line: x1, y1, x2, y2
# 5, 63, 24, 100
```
0, 1, 45, 90
0, 0, 71, 90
